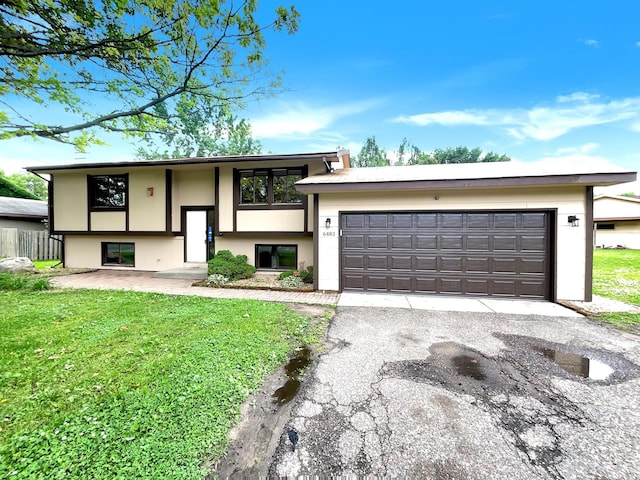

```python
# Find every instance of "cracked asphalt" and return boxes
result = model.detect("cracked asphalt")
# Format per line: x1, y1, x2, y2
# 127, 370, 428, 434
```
268, 306, 640, 479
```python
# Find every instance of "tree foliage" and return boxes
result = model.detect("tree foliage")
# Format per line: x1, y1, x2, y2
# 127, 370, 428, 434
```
0, 171, 48, 200
351, 136, 390, 167
397, 139, 511, 165
0, 173, 40, 199
0, 0, 299, 150
136, 106, 262, 159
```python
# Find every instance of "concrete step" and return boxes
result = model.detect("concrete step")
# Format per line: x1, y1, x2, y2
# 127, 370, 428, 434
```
154, 267, 208, 280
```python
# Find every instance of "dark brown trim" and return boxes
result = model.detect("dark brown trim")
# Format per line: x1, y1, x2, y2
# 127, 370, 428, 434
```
312, 194, 319, 290
165, 169, 172, 234
549, 209, 558, 303
125, 176, 130, 231
585, 186, 594, 302
219, 231, 313, 238
296, 172, 638, 194
48, 175, 55, 232
214, 167, 220, 236
49, 230, 179, 236
86, 176, 91, 231
594, 217, 640, 222
232, 169, 239, 232
26, 150, 347, 173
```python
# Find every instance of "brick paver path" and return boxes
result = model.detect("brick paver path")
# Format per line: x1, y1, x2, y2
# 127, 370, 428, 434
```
51, 270, 339, 305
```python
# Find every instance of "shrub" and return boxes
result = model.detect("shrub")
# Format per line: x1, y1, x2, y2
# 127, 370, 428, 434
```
205, 274, 229, 286
207, 250, 256, 281
276, 275, 305, 289
278, 270, 296, 281
0, 273, 51, 291
300, 266, 314, 284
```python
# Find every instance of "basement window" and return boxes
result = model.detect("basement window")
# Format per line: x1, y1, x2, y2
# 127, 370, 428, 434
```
102, 242, 135, 266
596, 224, 615, 230
255, 245, 297, 269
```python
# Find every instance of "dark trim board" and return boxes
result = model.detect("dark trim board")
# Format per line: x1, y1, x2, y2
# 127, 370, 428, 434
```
214, 167, 220, 236
219, 231, 313, 238
50, 230, 179, 236
165, 169, 172, 234
585, 186, 594, 302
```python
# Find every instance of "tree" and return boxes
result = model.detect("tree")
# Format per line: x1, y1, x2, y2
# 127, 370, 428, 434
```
398, 143, 511, 165
136, 106, 262, 159
1, 171, 48, 200
0, 0, 299, 151
0, 173, 40, 199
351, 136, 390, 167
396, 138, 434, 165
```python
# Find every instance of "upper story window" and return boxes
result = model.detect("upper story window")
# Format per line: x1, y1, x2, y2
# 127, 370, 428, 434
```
237, 168, 305, 207
89, 174, 128, 210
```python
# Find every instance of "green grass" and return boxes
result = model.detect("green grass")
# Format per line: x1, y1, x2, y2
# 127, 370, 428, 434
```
0, 289, 322, 479
33, 259, 62, 270
592, 249, 640, 332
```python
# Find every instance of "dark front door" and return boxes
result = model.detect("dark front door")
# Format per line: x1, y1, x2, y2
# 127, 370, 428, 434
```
341, 211, 552, 299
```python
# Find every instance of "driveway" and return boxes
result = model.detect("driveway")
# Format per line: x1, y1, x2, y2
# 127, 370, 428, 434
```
268, 300, 640, 479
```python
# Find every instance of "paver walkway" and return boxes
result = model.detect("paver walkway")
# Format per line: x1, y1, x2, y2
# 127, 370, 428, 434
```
51, 270, 339, 305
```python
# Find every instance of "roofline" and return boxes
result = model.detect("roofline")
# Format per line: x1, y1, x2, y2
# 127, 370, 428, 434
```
0, 213, 47, 220
594, 194, 640, 204
296, 172, 638, 193
594, 217, 640, 222
26, 150, 348, 173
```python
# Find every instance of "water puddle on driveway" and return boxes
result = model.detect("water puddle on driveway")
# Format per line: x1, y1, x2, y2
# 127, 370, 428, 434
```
532, 346, 615, 381
452, 355, 486, 380
272, 347, 312, 405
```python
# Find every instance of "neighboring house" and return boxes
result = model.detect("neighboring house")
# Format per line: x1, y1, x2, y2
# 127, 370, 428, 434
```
28, 152, 636, 302
593, 195, 640, 249
0, 196, 48, 231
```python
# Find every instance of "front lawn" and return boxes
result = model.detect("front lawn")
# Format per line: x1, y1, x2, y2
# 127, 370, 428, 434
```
0, 289, 321, 479
592, 249, 640, 332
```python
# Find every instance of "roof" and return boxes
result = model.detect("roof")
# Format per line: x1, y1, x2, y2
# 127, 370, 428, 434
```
26, 150, 350, 173
0, 196, 48, 219
296, 162, 637, 193
594, 194, 640, 204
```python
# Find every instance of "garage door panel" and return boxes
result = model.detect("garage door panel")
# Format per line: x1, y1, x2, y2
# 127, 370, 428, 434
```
341, 211, 550, 299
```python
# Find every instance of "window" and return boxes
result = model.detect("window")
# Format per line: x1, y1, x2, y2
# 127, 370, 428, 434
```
238, 168, 304, 207
256, 245, 297, 269
596, 223, 615, 230
102, 242, 135, 266
89, 174, 127, 210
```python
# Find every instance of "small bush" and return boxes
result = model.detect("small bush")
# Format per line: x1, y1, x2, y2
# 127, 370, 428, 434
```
207, 250, 256, 281
300, 266, 314, 284
0, 273, 51, 291
278, 270, 296, 281
205, 274, 229, 285
276, 276, 305, 289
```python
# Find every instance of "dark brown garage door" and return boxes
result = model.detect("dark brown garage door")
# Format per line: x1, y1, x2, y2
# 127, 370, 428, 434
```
341, 211, 552, 299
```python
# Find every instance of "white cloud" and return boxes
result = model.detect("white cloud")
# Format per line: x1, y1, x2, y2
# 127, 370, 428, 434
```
582, 39, 600, 48
636, 41, 640, 48
251, 98, 384, 139
555, 143, 599, 155
393, 93, 640, 141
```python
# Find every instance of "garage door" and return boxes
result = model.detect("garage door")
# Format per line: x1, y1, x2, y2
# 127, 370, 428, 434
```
341, 211, 551, 299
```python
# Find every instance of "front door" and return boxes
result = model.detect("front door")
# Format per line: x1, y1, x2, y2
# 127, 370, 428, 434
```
186, 210, 207, 263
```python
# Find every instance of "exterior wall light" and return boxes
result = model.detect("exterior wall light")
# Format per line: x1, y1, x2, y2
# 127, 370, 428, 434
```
568, 215, 579, 227
147, 187, 154, 197
325, 218, 331, 229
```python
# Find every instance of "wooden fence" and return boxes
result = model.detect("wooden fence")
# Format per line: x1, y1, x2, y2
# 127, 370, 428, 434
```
0, 228, 62, 261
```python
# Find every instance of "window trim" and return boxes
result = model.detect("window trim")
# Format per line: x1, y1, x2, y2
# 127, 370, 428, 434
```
88, 174, 128, 211
596, 223, 615, 230
101, 242, 135, 267
235, 167, 307, 210
255, 244, 298, 270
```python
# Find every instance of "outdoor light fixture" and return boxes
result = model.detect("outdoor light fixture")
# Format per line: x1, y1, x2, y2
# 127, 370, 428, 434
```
325, 218, 331, 229
568, 215, 579, 227
146, 187, 154, 197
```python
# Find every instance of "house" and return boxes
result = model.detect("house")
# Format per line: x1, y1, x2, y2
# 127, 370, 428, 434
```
27, 151, 636, 302
593, 194, 640, 249
0, 196, 48, 231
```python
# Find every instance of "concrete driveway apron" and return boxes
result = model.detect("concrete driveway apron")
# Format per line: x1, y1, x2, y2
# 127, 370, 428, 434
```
269, 295, 640, 479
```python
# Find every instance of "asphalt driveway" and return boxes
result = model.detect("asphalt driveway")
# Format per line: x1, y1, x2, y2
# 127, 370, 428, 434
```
268, 304, 640, 479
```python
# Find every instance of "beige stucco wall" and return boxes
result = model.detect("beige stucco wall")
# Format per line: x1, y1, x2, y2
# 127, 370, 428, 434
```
595, 221, 640, 249
217, 166, 234, 232
215, 236, 313, 270
594, 197, 640, 218
316, 186, 588, 300
129, 169, 167, 231
171, 169, 215, 231
53, 173, 88, 231
90, 211, 126, 231
236, 210, 305, 232
64, 235, 185, 270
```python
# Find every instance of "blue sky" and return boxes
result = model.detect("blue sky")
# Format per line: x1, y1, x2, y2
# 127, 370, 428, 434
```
2, 0, 639, 192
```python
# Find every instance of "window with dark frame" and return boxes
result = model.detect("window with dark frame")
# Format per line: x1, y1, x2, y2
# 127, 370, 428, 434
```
238, 168, 304, 206
255, 245, 297, 269
102, 242, 135, 266
89, 174, 127, 209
